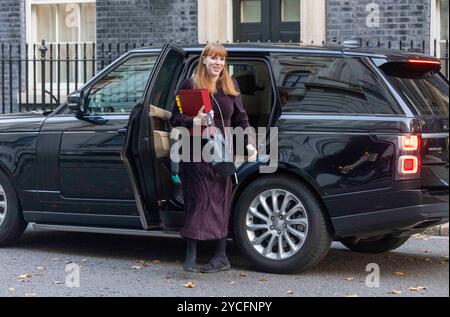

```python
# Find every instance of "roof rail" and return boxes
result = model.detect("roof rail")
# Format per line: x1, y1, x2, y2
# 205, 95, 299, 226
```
343, 39, 362, 48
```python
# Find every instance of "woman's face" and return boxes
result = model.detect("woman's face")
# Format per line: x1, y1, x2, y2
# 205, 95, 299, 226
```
203, 55, 225, 78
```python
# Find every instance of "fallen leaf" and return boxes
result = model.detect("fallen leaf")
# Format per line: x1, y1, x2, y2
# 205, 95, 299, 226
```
183, 281, 195, 288
442, 256, 449, 262
387, 290, 402, 295
395, 272, 407, 276
259, 277, 268, 282
131, 265, 145, 270
152, 260, 161, 264
287, 289, 294, 295
409, 286, 428, 292
344, 277, 354, 281
239, 272, 247, 278
8, 288, 15, 292
18, 273, 32, 282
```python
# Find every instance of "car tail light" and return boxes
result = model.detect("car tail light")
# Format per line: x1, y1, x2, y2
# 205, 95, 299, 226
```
408, 59, 441, 66
400, 135, 420, 151
399, 155, 419, 174
396, 134, 421, 180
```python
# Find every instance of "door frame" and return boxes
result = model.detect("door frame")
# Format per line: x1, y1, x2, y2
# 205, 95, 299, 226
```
123, 43, 187, 230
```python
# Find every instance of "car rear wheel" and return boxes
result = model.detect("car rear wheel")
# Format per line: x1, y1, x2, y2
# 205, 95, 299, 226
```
341, 234, 410, 254
233, 176, 332, 273
0, 170, 27, 246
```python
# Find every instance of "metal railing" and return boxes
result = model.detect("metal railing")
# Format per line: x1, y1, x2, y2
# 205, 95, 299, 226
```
0, 39, 448, 114
0, 39, 154, 114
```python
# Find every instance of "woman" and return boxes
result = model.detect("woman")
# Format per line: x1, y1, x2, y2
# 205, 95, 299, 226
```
170, 43, 257, 273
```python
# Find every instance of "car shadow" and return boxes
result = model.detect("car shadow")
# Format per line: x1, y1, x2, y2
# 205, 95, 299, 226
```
7, 227, 448, 276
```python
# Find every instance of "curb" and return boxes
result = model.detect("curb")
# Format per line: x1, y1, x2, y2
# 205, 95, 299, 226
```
423, 223, 449, 237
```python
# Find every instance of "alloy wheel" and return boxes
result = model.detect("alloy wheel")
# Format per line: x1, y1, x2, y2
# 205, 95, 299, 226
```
246, 189, 309, 260
0, 184, 7, 226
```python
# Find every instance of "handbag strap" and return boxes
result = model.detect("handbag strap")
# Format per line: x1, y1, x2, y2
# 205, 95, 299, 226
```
207, 94, 228, 144
211, 94, 226, 132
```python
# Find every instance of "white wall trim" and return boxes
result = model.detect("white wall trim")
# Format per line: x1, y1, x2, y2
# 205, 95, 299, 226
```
198, 0, 233, 43
301, 0, 326, 45
430, 0, 438, 56
227, 0, 234, 42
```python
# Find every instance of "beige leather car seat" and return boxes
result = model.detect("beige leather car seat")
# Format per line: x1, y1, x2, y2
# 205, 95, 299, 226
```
149, 105, 171, 158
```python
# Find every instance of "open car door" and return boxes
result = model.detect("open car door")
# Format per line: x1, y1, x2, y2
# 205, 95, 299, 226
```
122, 43, 186, 230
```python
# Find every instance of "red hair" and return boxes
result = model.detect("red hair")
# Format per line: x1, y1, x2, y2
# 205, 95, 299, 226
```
193, 43, 239, 96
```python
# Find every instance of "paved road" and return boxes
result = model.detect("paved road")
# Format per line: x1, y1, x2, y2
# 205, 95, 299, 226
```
0, 227, 448, 297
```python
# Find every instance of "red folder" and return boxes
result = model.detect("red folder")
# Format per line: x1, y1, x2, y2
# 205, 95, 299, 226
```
177, 89, 212, 116
176, 89, 213, 136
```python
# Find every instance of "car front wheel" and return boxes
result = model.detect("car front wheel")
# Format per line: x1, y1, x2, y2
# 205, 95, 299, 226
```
0, 170, 27, 246
233, 176, 332, 273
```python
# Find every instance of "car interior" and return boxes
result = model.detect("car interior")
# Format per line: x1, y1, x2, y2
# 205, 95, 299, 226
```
145, 58, 274, 214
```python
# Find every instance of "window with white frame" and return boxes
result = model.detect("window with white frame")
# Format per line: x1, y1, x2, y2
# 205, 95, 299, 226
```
26, 0, 96, 103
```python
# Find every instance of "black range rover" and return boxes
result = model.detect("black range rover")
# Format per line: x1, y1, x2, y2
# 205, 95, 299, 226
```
0, 44, 448, 273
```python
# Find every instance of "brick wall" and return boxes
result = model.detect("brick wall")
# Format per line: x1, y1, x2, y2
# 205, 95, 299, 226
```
0, 0, 25, 113
326, 0, 431, 53
96, 0, 198, 45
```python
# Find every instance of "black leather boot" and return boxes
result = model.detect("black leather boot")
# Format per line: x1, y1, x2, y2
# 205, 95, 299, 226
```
182, 239, 199, 273
199, 238, 231, 273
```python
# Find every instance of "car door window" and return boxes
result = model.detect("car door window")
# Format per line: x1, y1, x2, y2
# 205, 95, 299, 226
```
85, 55, 157, 115
147, 50, 185, 109
271, 54, 400, 115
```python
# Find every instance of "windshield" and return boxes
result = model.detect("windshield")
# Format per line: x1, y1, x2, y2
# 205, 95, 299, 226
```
386, 71, 449, 116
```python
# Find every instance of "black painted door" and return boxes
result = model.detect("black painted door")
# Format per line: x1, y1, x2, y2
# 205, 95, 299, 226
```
233, 0, 301, 42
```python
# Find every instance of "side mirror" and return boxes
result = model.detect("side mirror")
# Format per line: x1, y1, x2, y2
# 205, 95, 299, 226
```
67, 90, 85, 114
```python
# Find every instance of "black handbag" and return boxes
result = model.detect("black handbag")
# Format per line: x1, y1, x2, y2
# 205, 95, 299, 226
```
205, 95, 238, 180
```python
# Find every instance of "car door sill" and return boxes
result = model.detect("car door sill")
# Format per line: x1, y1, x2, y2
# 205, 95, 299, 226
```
31, 223, 181, 239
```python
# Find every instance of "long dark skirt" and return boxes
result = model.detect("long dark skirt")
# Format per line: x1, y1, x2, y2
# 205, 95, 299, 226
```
179, 138, 233, 241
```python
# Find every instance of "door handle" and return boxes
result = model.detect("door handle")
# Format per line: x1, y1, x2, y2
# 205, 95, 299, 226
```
117, 128, 127, 135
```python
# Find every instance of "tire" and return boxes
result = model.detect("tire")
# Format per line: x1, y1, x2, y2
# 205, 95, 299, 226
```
341, 235, 411, 254
233, 175, 332, 273
0, 170, 27, 246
